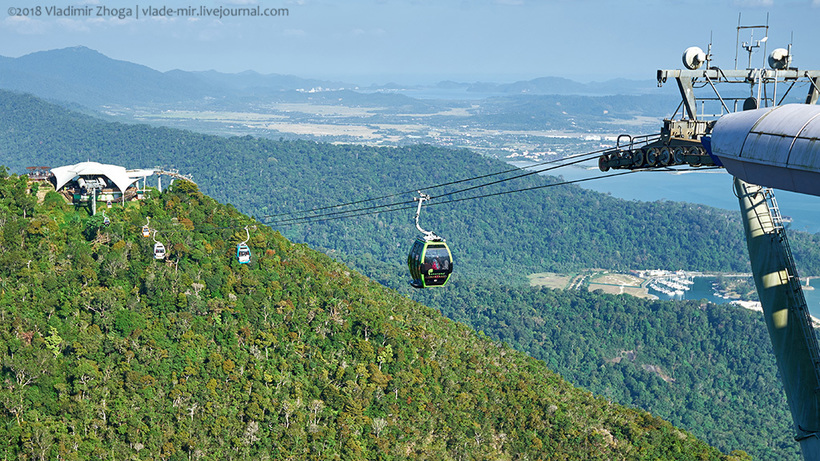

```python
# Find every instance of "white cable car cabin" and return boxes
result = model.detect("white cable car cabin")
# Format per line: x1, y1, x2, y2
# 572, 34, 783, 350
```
236, 226, 252, 264
236, 244, 251, 264
153, 242, 166, 260
152, 229, 165, 260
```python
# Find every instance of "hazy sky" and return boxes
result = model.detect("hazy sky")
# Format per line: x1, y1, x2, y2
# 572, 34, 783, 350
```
1, 0, 819, 84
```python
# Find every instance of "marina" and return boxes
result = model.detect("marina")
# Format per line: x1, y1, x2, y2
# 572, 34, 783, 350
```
642, 270, 820, 320
635, 270, 752, 304
581, 269, 760, 308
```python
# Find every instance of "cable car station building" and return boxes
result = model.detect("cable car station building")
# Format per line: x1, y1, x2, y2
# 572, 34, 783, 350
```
46, 161, 156, 214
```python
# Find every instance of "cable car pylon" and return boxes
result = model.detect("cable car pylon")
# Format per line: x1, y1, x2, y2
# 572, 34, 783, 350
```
407, 192, 453, 288
590, 21, 820, 457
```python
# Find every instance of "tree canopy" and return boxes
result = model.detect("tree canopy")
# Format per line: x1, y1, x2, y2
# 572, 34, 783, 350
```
0, 174, 743, 459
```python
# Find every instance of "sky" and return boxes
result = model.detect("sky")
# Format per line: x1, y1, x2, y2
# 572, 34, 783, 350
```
1, 0, 820, 85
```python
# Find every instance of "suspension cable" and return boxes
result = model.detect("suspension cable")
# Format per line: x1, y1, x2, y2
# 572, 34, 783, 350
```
262, 144, 634, 226
267, 165, 721, 227
256, 143, 627, 221
267, 167, 709, 227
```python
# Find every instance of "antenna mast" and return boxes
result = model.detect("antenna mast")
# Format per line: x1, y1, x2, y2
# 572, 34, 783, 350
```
735, 13, 769, 70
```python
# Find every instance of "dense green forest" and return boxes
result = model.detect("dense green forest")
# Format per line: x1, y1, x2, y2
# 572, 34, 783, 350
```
318, 257, 799, 459
0, 89, 814, 458
423, 280, 795, 458
6, 89, 820, 280
0, 172, 746, 459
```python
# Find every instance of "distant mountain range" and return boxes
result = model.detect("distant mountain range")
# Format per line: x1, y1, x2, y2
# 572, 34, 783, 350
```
368, 77, 659, 96
0, 46, 211, 106
0, 46, 660, 109
462, 76, 658, 95
0, 46, 354, 107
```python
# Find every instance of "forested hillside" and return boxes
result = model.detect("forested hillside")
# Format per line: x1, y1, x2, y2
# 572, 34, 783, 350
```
0, 89, 814, 458
6, 89, 820, 280
423, 280, 795, 458
317, 257, 799, 459
0, 172, 742, 459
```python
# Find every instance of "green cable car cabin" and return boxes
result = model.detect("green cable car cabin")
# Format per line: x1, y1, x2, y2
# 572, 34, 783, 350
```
408, 237, 453, 288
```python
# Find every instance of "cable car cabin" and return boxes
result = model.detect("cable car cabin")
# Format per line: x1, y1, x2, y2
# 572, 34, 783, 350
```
142, 225, 150, 238
407, 238, 453, 288
103, 216, 110, 226
153, 242, 166, 260
236, 243, 251, 264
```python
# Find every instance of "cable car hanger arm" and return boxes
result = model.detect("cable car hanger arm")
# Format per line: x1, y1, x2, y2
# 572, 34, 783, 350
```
413, 191, 442, 241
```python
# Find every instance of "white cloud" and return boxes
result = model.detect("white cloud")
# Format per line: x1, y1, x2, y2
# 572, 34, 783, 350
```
732, 0, 774, 6
197, 27, 225, 42
84, 17, 107, 27
144, 16, 179, 25
349, 28, 386, 37
81, 16, 140, 29
55, 18, 92, 33
2, 16, 49, 35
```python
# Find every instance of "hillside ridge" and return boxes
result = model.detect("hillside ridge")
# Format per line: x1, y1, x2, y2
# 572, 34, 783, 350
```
0, 88, 809, 458
0, 172, 741, 459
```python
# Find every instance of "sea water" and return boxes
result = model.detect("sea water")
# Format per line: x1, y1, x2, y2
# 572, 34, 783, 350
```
647, 276, 733, 305
649, 277, 820, 319
521, 160, 820, 234
510, 160, 820, 315
803, 282, 820, 319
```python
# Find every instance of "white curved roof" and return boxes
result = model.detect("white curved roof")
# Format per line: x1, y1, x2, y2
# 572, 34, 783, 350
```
51, 162, 152, 193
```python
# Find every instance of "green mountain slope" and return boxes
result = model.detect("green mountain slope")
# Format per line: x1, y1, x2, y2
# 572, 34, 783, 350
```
0, 173, 741, 459
0, 89, 813, 458
422, 280, 797, 459
318, 257, 799, 459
